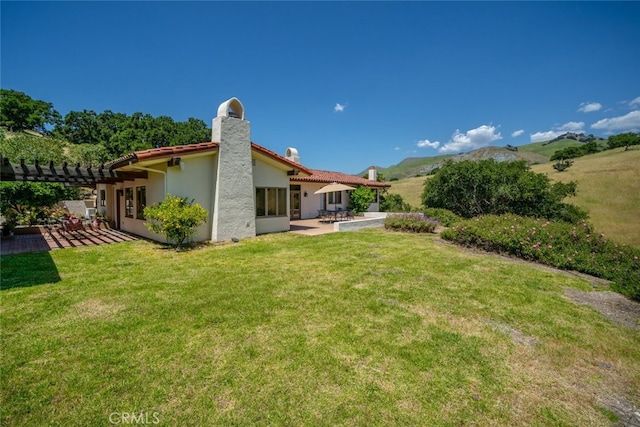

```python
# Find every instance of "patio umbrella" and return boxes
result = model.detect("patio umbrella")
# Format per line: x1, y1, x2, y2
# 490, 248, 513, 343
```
314, 182, 356, 212
313, 182, 356, 194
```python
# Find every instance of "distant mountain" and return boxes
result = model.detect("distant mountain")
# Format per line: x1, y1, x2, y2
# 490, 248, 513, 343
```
368, 133, 606, 180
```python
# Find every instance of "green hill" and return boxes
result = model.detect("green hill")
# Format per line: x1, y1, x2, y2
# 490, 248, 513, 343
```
518, 137, 606, 158
375, 146, 547, 180
387, 146, 640, 248
531, 146, 640, 248
371, 133, 607, 181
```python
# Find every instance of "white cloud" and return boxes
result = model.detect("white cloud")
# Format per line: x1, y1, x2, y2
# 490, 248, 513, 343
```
559, 121, 585, 132
578, 102, 602, 113
530, 130, 563, 142
417, 139, 440, 149
394, 146, 400, 151
629, 97, 640, 108
438, 125, 502, 153
511, 129, 524, 138
591, 110, 640, 132
530, 121, 585, 142
334, 103, 346, 112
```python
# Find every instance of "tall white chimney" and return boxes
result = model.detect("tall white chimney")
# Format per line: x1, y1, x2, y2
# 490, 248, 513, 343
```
210, 97, 256, 242
368, 166, 377, 181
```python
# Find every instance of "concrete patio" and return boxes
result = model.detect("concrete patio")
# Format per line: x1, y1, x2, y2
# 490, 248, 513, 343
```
288, 219, 338, 236
288, 213, 387, 236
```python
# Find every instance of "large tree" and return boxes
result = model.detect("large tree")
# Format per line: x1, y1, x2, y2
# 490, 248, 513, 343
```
607, 132, 640, 151
0, 89, 61, 133
0, 182, 78, 225
422, 159, 587, 223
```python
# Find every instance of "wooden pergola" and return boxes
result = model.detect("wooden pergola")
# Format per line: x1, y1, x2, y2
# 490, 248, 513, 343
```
0, 154, 147, 186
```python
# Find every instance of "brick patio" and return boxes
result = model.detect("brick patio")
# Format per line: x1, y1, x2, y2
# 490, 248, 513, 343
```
0, 226, 139, 255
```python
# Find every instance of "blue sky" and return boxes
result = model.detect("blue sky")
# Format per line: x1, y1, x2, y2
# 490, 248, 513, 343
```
2, 1, 639, 174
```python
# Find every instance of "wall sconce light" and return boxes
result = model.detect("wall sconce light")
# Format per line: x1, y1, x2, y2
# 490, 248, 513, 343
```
304, 191, 308, 197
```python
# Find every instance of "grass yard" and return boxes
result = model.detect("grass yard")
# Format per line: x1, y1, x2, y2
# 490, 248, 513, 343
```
2, 230, 639, 426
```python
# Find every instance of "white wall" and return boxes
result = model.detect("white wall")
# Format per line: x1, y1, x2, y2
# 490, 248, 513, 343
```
298, 184, 352, 219
117, 171, 165, 241
166, 154, 216, 242
105, 153, 217, 244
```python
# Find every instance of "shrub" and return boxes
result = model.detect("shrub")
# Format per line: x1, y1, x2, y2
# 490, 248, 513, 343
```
143, 195, 208, 250
380, 193, 412, 212
421, 208, 462, 227
550, 141, 600, 161
384, 213, 439, 233
441, 214, 640, 301
348, 186, 377, 213
422, 159, 588, 223
552, 159, 573, 172
0, 181, 78, 225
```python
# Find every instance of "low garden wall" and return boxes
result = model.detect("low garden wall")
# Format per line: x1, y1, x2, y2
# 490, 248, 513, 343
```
334, 212, 388, 232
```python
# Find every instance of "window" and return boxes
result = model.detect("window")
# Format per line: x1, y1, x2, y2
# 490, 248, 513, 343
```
256, 188, 266, 216
136, 186, 146, 219
125, 188, 134, 218
256, 187, 287, 217
99, 189, 106, 207
328, 191, 342, 205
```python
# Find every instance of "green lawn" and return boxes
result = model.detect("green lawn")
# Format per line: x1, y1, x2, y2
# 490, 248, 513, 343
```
2, 230, 639, 426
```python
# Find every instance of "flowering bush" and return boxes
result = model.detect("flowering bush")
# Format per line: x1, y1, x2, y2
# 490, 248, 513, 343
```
144, 195, 208, 250
384, 213, 439, 233
441, 214, 640, 301
421, 208, 462, 227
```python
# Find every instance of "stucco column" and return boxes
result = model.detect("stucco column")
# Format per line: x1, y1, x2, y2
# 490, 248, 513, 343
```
211, 115, 256, 241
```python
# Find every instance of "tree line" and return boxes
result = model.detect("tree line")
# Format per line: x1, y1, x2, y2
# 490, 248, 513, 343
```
0, 89, 211, 165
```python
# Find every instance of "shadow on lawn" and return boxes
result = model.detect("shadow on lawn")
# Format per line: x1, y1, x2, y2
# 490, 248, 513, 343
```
1, 252, 61, 290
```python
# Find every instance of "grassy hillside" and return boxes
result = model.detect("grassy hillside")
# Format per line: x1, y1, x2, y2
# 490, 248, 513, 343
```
387, 147, 640, 248
518, 138, 604, 158
387, 176, 428, 208
2, 231, 638, 425
531, 147, 640, 248
376, 154, 451, 180
378, 147, 547, 180
373, 135, 606, 181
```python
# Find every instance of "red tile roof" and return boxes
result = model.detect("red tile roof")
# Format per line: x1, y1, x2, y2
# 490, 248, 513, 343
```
105, 142, 219, 169
291, 169, 390, 188
105, 142, 311, 175
251, 143, 312, 175
105, 143, 382, 188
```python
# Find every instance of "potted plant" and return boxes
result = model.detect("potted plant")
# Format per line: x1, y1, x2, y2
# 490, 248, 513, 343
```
1, 215, 18, 238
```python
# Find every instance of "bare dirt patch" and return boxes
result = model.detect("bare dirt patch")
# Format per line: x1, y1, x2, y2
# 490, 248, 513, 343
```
564, 288, 640, 331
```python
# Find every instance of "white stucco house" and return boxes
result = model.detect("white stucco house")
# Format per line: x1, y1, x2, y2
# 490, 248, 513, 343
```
95, 97, 389, 244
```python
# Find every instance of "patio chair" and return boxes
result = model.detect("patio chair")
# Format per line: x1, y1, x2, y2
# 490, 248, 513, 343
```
320, 210, 332, 223
62, 216, 85, 233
